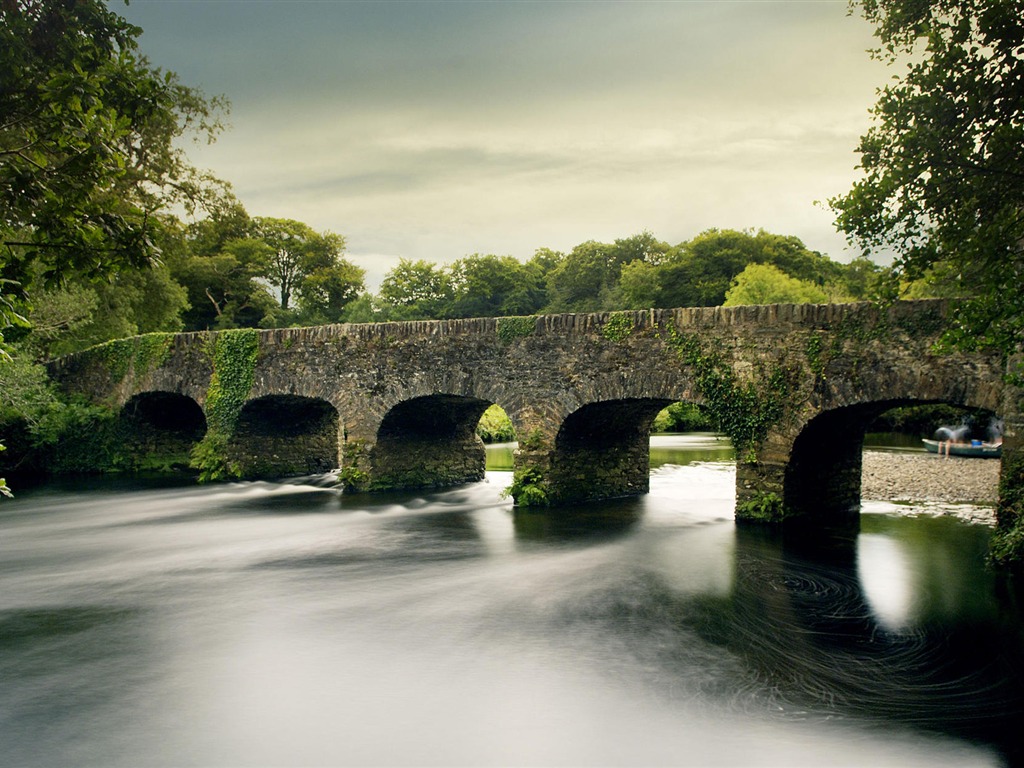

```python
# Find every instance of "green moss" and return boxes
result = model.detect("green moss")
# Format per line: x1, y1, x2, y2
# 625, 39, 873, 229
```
497, 315, 537, 343
189, 329, 260, 482
97, 333, 174, 383
601, 312, 634, 342
805, 332, 826, 382
190, 432, 241, 483
518, 428, 546, 452
666, 329, 792, 461
203, 329, 260, 435
100, 339, 134, 381
132, 333, 174, 376
368, 468, 440, 491
339, 439, 369, 491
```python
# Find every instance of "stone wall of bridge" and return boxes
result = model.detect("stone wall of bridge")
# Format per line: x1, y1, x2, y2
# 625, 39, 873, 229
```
45, 300, 1017, 532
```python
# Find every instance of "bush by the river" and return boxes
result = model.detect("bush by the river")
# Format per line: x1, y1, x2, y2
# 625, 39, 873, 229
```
476, 405, 516, 443
652, 402, 714, 433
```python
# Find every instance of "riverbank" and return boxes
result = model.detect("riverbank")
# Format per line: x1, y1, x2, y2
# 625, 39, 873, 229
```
861, 449, 999, 523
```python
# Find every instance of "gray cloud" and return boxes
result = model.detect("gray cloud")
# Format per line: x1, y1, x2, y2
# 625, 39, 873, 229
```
125, 0, 884, 278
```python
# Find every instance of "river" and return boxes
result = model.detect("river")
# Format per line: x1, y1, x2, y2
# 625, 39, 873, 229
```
2, 435, 1023, 766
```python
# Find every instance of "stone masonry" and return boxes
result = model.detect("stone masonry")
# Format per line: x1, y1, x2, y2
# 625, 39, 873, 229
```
47, 300, 1018, 530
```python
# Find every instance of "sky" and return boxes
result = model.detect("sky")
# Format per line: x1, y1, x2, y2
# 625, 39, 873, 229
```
119, 0, 888, 289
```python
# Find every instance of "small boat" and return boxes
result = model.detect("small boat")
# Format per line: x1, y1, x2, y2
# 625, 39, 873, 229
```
922, 438, 1002, 458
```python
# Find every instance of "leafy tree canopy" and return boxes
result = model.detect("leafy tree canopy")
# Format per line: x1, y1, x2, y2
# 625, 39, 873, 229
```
0, 0, 228, 494
377, 259, 454, 321
166, 204, 267, 331
447, 254, 544, 319
831, 0, 1024, 352
544, 240, 614, 313
0, 0, 228, 292
254, 217, 341, 311
657, 229, 841, 308
544, 232, 670, 313
723, 263, 829, 307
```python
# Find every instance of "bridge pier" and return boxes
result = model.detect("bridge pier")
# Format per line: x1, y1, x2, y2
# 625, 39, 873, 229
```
509, 399, 670, 506
736, 408, 875, 529
994, 370, 1024, 567
226, 395, 340, 479
357, 395, 491, 491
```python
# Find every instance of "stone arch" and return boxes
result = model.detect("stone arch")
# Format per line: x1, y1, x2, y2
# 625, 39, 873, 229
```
229, 394, 340, 478
781, 398, 999, 525
544, 398, 674, 504
120, 391, 206, 471
368, 394, 493, 490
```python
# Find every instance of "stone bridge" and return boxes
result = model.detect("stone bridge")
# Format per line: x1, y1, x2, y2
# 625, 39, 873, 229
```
47, 299, 1022, 529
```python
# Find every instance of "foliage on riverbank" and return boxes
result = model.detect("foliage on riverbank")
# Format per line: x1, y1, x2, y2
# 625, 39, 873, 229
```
992, 451, 1024, 570
0, 353, 123, 479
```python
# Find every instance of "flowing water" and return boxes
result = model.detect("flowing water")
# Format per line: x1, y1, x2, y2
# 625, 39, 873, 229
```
2, 435, 1023, 767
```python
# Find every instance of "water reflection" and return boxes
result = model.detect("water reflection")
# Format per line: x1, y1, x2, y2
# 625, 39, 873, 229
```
513, 499, 645, 543
1, 448, 1022, 766
648, 432, 736, 467
484, 432, 736, 472
719, 520, 1024, 759
859, 534, 915, 630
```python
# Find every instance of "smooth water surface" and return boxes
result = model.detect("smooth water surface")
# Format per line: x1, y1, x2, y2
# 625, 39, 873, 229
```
2, 437, 1023, 766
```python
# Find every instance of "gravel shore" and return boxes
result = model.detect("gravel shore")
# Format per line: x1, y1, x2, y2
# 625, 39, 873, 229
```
861, 449, 999, 523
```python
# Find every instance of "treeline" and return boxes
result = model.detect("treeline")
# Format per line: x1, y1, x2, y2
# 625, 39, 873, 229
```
347, 229, 884, 324
6, 218, 891, 361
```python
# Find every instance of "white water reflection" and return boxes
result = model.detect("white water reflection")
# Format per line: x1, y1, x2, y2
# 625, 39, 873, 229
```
859, 534, 916, 631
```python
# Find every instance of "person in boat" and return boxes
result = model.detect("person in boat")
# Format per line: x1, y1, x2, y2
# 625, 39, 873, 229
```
935, 424, 969, 457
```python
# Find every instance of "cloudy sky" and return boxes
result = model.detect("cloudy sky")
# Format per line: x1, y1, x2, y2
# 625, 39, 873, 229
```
120, 0, 887, 287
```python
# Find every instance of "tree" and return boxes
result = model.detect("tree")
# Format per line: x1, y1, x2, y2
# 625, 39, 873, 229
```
446, 254, 544, 319
297, 259, 365, 324
166, 204, 274, 330
656, 229, 838, 308
1, 0, 225, 496
617, 259, 661, 309
838, 255, 885, 300
171, 236, 276, 330
377, 259, 453, 320
16, 260, 187, 358
831, 0, 1024, 352
543, 233, 669, 313
723, 263, 829, 306
254, 218, 327, 312
608, 231, 671, 269
544, 240, 615, 312
522, 247, 563, 311
251, 217, 360, 322
0, 0, 227, 290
